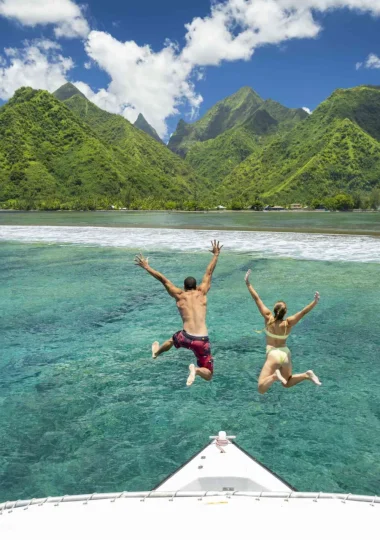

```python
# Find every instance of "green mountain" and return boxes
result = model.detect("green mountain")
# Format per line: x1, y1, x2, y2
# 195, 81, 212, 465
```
186, 127, 259, 184
54, 85, 200, 202
241, 107, 278, 135
2, 83, 380, 210
168, 87, 308, 158
262, 99, 308, 130
219, 86, 380, 204
134, 113, 163, 143
0, 85, 197, 209
168, 87, 264, 156
184, 96, 308, 184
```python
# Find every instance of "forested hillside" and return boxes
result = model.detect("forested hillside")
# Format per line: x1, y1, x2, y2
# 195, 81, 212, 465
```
0, 86, 198, 209
219, 86, 380, 205
176, 87, 308, 183
1, 84, 380, 210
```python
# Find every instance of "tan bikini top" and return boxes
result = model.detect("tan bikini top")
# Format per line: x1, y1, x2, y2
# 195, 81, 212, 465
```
258, 320, 290, 340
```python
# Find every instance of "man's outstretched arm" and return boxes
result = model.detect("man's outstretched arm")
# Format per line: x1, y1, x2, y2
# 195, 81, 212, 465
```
199, 240, 223, 294
134, 254, 182, 299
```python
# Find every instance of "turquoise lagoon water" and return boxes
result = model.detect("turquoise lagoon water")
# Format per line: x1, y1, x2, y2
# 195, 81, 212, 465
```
1, 222, 380, 501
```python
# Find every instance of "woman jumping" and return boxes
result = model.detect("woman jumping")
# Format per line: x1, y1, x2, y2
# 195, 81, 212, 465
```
244, 269, 321, 394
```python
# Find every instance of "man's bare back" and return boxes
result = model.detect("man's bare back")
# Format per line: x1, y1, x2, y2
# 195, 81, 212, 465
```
134, 240, 222, 386
176, 289, 208, 336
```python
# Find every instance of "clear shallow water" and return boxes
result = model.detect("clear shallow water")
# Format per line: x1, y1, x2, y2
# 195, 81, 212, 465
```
1, 230, 380, 501
1, 210, 380, 235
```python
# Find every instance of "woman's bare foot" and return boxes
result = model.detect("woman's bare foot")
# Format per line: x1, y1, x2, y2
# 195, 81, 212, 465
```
186, 364, 196, 387
275, 369, 287, 385
152, 341, 159, 359
306, 370, 322, 386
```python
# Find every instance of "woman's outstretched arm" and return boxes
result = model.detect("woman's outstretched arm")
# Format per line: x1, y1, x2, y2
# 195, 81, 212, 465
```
244, 270, 271, 320
287, 292, 320, 327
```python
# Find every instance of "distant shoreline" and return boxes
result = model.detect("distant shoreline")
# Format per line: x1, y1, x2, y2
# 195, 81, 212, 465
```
1, 209, 379, 214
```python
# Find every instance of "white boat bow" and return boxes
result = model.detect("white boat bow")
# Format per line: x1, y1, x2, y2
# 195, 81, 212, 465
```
154, 431, 294, 492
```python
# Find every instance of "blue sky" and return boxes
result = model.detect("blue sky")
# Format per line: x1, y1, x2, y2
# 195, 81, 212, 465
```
0, 0, 380, 138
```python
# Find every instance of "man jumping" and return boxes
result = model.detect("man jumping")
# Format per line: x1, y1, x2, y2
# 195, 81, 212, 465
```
134, 240, 222, 386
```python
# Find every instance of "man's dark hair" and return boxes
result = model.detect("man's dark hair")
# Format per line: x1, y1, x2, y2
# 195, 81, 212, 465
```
184, 277, 197, 290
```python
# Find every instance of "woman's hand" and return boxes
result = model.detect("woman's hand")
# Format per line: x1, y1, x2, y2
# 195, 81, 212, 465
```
314, 291, 320, 304
244, 269, 252, 285
134, 253, 150, 269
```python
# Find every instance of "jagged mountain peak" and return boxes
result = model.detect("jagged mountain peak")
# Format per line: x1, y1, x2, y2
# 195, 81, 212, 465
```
231, 85, 262, 99
53, 83, 87, 102
134, 113, 163, 144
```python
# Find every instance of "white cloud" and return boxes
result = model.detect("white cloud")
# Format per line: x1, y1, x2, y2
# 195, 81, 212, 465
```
73, 80, 134, 115
181, 0, 380, 67
182, 0, 321, 66
0, 0, 89, 38
31, 39, 62, 51
80, 0, 380, 137
302, 107, 312, 114
2, 0, 380, 135
365, 53, 380, 69
356, 53, 380, 70
0, 40, 73, 100
84, 31, 202, 137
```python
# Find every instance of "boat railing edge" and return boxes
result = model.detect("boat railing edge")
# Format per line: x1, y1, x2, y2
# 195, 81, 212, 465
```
1, 492, 379, 512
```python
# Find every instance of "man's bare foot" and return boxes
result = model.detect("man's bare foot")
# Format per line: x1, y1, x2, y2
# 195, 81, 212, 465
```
152, 341, 159, 359
186, 364, 196, 387
275, 369, 287, 385
306, 370, 322, 386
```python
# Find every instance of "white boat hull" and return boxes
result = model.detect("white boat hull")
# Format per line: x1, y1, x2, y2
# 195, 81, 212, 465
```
1, 432, 378, 539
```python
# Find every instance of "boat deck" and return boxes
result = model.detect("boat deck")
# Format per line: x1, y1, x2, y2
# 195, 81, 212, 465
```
1, 432, 377, 539
1, 492, 379, 539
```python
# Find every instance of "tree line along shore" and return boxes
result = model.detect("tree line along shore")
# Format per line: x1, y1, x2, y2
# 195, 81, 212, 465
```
1, 189, 379, 212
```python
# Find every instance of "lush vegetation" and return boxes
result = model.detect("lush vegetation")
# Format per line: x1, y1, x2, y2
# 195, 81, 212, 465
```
134, 113, 163, 143
313, 190, 380, 211
168, 87, 264, 156
180, 91, 308, 183
54, 83, 199, 197
168, 86, 307, 158
0, 85, 200, 209
263, 99, 308, 130
2, 196, 215, 212
1, 83, 380, 211
218, 86, 380, 206
186, 127, 259, 185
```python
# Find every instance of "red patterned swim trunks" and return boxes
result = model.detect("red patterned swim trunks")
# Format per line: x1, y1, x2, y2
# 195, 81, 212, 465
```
172, 330, 214, 374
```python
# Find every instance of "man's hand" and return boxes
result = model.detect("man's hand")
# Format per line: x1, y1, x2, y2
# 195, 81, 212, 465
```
244, 269, 252, 285
314, 291, 320, 304
134, 253, 150, 269
209, 240, 223, 255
